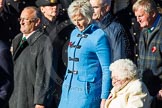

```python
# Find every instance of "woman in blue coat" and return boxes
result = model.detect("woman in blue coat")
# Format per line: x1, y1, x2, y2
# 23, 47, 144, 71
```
58, 0, 112, 108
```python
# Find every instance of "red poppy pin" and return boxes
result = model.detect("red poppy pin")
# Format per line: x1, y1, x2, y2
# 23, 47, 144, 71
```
152, 46, 157, 53
68, 42, 73, 47
108, 95, 112, 99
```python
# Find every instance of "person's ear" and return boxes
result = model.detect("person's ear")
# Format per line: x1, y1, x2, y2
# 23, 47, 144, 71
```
152, 11, 157, 18
105, 4, 111, 12
40, 7, 45, 13
35, 18, 41, 26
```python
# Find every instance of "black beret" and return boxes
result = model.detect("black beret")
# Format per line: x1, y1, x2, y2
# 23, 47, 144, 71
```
36, 0, 58, 7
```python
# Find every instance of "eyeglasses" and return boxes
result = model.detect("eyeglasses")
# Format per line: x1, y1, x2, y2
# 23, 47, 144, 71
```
18, 18, 37, 23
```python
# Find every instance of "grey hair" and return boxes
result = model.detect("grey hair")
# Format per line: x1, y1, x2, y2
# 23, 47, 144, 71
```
133, 0, 158, 14
110, 59, 138, 80
67, 0, 93, 24
101, 0, 111, 6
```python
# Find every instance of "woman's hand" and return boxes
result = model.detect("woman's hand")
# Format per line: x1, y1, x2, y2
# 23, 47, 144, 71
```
100, 99, 106, 108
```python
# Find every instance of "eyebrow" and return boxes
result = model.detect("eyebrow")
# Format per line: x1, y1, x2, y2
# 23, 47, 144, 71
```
92, 6, 100, 8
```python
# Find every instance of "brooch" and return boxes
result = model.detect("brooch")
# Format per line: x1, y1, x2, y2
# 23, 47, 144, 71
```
108, 95, 113, 99
151, 46, 156, 53
69, 42, 75, 47
68, 42, 73, 47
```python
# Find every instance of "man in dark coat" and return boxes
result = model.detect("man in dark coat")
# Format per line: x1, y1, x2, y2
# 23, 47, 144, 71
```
35, 0, 74, 107
0, 0, 20, 47
115, 0, 141, 64
5, 0, 36, 16
133, 0, 162, 107
0, 1, 15, 107
0, 41, 13, 108
90, 0, 134, 62
9, 6, 55, 108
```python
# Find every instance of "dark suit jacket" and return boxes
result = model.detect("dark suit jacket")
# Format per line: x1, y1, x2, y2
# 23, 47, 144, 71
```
0, 40, 13, 108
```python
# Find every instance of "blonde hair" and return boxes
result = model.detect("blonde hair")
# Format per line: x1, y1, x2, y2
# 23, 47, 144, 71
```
68, 0, 93, 24
110, 59, 138, 80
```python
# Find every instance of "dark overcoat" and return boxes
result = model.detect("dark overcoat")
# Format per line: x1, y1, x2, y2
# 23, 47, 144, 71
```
97, 12, 134, 62
0, 8, 20, 46
138, 14, 162, 108
115, 4, 141, 64
9, 30, 55, 108
0, 40, 13, 108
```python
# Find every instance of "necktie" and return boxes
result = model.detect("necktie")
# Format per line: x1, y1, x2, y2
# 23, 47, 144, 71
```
19, 37, 27, 47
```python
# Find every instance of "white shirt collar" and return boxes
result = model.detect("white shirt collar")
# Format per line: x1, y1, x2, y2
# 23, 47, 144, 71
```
23, 31, 36, 39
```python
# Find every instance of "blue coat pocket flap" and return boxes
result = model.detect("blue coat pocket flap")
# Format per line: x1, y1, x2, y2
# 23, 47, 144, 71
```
77, 75, 95, 82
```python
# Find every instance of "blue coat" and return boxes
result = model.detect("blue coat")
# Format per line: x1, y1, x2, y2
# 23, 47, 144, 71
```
59, 24, 112, 108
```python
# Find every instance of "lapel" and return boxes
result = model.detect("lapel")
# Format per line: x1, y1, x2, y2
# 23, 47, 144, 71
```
13, 30, 43, 61
105, 91, 117, 107
13, 33, 22, 53
27, 30, 43, 46
13, 33, 28, 61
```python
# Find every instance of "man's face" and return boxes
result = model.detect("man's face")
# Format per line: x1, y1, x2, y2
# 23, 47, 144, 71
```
19, 9, 39, 35
90, 0, 105, 21
0, 0, 4, 12
134, 7, 153, 28
41, 5, 59, 21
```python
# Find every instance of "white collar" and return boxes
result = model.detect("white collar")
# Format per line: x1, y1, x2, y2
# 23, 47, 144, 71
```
23, 31, 36, 39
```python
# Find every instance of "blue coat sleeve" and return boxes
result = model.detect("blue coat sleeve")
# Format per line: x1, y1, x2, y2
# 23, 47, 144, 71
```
95, 31, 112, 99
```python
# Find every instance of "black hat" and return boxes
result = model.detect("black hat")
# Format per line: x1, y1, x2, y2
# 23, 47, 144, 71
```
36, 0, 58, 7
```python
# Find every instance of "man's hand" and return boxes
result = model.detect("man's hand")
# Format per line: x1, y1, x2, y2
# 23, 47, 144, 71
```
35, 105, 45, 108
157, 89, 162, 100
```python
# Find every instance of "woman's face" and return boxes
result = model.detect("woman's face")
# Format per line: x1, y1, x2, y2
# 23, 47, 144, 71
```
71, 13, 89, 31
112, 76, 126, 88
111, 71, 129, 91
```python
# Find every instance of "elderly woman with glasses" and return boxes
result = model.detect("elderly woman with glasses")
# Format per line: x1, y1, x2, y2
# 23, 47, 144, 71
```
105, 59, 152, 108
58, 0, 112, 108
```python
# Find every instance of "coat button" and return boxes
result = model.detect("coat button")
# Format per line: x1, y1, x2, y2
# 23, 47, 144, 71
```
135, 54, 138, 57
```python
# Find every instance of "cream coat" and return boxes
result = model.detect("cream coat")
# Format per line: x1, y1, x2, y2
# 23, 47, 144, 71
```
105, 79, 152, 108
